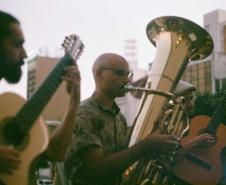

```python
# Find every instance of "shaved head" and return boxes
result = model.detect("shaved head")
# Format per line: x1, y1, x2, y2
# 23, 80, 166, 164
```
92, 53, 129, 98
92, 53, 127, 79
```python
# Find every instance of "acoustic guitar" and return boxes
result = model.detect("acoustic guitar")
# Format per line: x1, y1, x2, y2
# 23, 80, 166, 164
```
172, 93, 226, 185
0, 35, 84, 185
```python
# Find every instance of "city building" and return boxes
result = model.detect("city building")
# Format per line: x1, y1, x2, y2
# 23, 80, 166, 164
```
182, 9, 226, 93
181, 60, 212, 93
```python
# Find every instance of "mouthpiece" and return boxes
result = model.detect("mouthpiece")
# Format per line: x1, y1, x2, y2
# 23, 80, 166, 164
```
124, 85, 175, 99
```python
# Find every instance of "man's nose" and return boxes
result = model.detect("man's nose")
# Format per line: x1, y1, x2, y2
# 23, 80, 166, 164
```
123, 75, 130, 84
21, 47, 27, 59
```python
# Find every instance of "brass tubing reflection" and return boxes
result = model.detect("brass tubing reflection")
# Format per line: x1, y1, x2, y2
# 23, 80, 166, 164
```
124, 85, 175, 99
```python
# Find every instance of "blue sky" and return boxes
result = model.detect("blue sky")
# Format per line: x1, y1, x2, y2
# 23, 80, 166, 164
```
0, 0, 225, 99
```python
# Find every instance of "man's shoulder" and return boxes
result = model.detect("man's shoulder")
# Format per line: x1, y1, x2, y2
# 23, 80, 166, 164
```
77, 96, 98, 114
80, 96, 96, 108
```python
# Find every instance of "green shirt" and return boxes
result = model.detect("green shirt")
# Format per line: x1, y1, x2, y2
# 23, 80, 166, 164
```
64, 93, 128, 185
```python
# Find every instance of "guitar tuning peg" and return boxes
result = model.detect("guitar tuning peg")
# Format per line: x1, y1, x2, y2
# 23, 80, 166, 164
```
61, 43, 66, 48
80, 43, 85, 50
70, 34, 78, 41
64, 39, 69, 43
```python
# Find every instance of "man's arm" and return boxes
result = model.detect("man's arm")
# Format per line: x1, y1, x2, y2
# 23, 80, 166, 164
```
181, 132, 215, 152
45, 65, 80, 161
79, 134, 176, 184
173, 132, 216, 163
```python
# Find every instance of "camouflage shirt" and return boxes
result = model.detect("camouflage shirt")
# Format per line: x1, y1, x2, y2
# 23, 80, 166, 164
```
64, 93, 128, 185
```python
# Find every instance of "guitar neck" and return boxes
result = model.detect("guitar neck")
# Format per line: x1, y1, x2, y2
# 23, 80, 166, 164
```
207, 93, 226, 135
3, 35, 83, 146
15, 53, 73, 133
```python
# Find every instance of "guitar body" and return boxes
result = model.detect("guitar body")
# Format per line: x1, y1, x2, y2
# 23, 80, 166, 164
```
0, 93, 49, 185
173, 115, 226, 185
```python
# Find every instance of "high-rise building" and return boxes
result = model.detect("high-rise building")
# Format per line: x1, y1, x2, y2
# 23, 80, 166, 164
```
182, 9, 226, 93
182, 60, 212, 93
204, 9, 226, 92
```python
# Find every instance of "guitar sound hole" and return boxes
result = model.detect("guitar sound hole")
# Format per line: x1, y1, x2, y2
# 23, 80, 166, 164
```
1, 117, 28, 148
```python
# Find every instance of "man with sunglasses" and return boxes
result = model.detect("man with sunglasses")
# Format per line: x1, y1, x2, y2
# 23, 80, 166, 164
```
64, 53, 177, 185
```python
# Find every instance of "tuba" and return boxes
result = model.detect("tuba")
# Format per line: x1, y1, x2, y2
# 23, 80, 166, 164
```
123, 16, 214, 185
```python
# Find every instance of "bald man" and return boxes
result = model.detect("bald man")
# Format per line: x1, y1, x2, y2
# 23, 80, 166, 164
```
64, 53, 177, 185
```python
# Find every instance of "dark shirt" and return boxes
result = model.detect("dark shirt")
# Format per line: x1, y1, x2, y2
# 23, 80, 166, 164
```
64, 93, 128, 185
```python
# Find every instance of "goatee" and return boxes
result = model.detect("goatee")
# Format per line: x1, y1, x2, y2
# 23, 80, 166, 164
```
0, 60, 24, 84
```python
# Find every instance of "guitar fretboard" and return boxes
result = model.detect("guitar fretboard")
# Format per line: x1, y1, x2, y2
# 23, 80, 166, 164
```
19, 54, 73, 131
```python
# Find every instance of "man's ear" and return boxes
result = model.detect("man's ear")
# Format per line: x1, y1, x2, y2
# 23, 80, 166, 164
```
0, 39, 8, 53
96, 69, 103, 81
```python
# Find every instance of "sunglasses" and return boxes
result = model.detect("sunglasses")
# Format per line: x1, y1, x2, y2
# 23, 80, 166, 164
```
101, 68, 133, 78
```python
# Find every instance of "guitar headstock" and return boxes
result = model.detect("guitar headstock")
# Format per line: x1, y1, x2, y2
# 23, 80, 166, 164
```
62, 34, 84, 62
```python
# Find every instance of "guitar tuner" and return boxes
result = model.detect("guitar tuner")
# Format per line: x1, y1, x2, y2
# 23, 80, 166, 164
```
62, 35, 78, 46
61, 34, 84, 61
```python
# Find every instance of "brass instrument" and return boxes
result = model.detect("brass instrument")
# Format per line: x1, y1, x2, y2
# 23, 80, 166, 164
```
123, 91, 189, 185
124, 85, 175, 99
123, 16, 214, 185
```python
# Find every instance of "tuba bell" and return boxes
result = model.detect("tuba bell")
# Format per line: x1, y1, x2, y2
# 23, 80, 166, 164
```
123, 16, 214, 185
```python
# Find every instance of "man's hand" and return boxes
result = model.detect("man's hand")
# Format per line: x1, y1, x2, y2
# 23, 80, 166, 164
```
185, 133, 215, 148
63, 64, 81, 104
0, 146, 20, 174
144, 132, 179, 153
174, 133, 216, 163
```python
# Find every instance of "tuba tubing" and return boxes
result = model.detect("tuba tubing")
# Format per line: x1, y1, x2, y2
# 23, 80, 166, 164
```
123, 16, 214, 185
124, 85, 175, 99
129, 15, 213, 147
